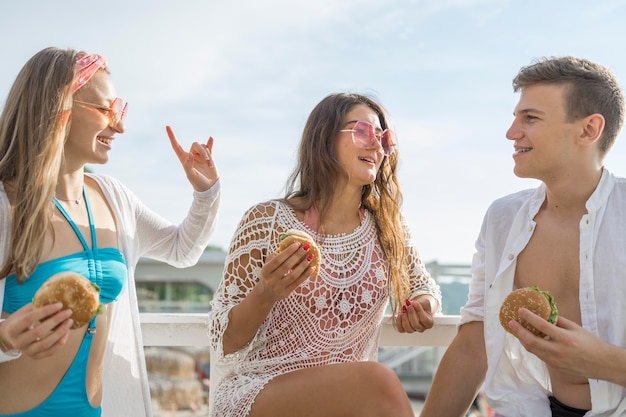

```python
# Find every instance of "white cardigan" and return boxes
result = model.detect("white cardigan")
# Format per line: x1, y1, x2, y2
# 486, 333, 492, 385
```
0, 173, 220, 417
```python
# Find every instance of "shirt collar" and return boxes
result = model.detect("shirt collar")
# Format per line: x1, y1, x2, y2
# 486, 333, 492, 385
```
524, 168, 615, 220
585, 167, 615, 213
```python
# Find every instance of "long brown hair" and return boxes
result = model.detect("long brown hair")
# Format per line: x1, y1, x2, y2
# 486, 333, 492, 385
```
0, 47, 78, 282
284, 93, 408, 316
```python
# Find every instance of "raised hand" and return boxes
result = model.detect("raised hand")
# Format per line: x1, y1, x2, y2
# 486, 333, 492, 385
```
166, 125, 219, 192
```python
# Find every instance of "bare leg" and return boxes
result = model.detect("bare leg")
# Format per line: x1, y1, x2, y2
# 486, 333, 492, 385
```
249, 361, 414, 417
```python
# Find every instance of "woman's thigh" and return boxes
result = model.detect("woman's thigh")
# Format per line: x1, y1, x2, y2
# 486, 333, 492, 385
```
249, 361, 414, 417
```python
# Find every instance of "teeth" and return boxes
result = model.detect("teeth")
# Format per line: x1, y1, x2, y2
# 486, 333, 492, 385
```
515, 148, 531, 153
98, 137, 112, 145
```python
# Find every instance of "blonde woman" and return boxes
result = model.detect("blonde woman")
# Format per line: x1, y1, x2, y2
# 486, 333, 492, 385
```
0, 47, 220, 416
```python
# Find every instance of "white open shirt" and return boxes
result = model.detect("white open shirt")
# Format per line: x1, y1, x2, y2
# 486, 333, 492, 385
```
460, 168, 626, 416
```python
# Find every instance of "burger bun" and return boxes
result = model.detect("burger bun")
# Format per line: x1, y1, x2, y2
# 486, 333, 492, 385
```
278, 229, 321, 276
499, 286, 558, 338
32, 271, 101, 329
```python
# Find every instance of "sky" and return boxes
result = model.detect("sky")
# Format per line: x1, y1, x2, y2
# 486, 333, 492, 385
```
2, 0, 626, 265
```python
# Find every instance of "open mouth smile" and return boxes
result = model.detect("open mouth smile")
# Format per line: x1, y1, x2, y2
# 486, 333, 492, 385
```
515, 147, 532, 154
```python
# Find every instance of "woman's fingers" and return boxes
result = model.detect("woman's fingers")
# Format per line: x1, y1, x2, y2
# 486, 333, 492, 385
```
398, 299, 434, 333
166, 125, 186, 163
166, 125, 219, 191
2, 303, 73, 358
261, 242, 313, 299
189, 140, 213, 165
27, 318, 73, 359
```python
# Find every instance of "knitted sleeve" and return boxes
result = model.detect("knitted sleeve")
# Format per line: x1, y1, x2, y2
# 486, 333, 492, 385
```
208, 200, 278, 360
404, 219, 442, 314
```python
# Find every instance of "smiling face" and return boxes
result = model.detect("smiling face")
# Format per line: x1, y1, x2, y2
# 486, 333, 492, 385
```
505, 83, 581, 182
65, 71, 125, 168
336, 104, 385, 189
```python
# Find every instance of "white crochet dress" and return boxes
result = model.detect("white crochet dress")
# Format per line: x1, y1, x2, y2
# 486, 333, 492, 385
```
208, 200, 440, 417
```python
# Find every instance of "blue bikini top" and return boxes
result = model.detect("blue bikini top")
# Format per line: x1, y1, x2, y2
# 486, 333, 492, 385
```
3, 188, 127, 313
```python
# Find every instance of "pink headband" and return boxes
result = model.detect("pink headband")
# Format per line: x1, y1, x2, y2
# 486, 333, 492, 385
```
72, 53, 107, 94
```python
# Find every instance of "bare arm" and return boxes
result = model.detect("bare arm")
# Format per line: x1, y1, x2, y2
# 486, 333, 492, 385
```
421, 321, 487, 417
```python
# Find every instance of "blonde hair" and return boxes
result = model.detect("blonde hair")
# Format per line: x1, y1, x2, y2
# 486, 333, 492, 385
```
284, 93, 408, 317
0, 47, 79, 282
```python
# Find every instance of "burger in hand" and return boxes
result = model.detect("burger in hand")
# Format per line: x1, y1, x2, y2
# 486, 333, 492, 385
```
499, 285, 558, 337
32, 271, 102, 329
278, 229, 321, 276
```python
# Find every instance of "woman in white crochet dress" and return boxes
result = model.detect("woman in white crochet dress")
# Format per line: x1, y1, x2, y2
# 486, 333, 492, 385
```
208, 92, 441, 417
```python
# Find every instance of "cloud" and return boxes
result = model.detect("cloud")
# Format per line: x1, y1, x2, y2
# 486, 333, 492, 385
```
2, 0, 626, 263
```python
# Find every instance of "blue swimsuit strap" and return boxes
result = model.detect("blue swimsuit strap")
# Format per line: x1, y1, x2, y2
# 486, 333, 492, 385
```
53, 187, 99, 331
52, 187, 97, 253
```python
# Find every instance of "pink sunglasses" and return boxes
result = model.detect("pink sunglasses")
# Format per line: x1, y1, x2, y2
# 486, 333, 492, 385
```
340, 120, 397, 156
74, 97, 128, 129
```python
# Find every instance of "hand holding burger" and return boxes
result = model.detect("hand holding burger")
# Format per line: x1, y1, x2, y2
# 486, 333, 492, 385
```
278, 229, 321, 276
499, 285, 558, 338
32, 271, 101, 329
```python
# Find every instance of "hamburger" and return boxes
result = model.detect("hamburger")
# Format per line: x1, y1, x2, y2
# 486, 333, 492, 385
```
278, 229, 321, 276
32, 271, 102, 329
499, 285, 558, 337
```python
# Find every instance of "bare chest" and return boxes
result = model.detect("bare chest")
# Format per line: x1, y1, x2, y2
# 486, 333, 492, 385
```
515, 215, 582, 322
44, 198, 119, 261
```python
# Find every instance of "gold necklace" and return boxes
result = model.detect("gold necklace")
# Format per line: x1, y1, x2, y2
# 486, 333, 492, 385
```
54, 187, 84, 205
54, 195, 83, 205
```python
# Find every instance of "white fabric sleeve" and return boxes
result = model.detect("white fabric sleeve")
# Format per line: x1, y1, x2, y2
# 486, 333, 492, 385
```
0, 194, 19, 363
92, 174, 221, 267
91, 174, 219, 417
0, 350, 20, 362
0, 318, 21, 362
134, 184, 221, 266
459, 210, 488, 327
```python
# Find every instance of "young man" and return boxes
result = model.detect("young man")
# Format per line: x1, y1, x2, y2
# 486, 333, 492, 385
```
422, 56, 626, 416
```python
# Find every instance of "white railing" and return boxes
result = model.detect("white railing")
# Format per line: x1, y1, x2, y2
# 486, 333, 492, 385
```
140, 313, 460, 347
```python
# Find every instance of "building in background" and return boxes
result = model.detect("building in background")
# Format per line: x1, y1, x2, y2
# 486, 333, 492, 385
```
135, 250, 470, 315
135, 250, 225, 313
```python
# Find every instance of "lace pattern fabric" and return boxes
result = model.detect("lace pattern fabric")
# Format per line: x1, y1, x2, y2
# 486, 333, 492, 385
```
208, 200, 440, 417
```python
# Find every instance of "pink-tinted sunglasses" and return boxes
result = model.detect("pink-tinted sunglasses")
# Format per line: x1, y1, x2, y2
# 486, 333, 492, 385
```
340, 120, 397, 156
74, 97, 128, 129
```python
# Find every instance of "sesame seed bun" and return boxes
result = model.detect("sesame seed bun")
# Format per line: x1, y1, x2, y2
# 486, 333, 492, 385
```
499, 286, 558, 337
278, 229, 321, 276
32, 271, 101, 329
